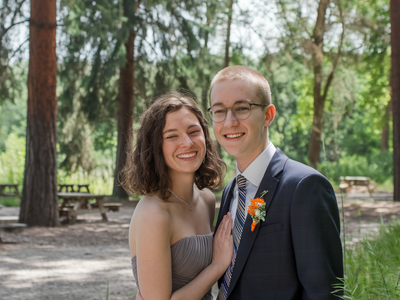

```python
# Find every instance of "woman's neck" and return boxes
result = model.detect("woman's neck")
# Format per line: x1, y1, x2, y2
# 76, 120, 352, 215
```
169, 173, 196, 200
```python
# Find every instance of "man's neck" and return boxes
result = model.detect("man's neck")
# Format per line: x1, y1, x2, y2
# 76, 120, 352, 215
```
236, 139, 270, 173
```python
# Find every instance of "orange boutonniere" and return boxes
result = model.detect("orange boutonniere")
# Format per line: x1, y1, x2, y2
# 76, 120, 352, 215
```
248, 190, 268, 232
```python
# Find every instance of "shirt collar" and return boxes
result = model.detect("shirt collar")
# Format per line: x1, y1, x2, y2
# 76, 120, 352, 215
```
236, 142, 276, 188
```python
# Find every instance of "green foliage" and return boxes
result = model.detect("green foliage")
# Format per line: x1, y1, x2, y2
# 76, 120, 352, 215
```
337, 221, 400, 299
0, 133, 25, 186
0, 0, 396, 197
0, 196, 20, 207
58, 148, 115, 195
0, 76, 27, 152
0, 0, 29, 105
0, 132, 114, 195
316, 150, 393, 186
221, 148, 236, 187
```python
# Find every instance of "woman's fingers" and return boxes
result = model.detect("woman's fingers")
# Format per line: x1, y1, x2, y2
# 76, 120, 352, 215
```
219, 212, 232, 238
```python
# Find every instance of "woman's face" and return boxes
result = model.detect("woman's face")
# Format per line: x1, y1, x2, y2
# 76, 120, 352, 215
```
162, 106, 206, 177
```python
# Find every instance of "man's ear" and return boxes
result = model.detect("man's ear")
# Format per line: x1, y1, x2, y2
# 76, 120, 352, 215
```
264, 104, 275, 127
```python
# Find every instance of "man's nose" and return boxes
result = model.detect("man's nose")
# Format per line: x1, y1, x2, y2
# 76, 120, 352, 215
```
224, 109, 239, 127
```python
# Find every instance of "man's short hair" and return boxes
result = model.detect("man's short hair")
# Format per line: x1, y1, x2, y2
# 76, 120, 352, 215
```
209, 65, 272, 106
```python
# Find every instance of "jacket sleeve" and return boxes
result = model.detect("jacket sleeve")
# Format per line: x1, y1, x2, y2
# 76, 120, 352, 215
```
290, 173, 343, 300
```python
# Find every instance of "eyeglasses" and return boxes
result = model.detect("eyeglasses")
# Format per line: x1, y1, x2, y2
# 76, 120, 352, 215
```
207, 102, 267, 123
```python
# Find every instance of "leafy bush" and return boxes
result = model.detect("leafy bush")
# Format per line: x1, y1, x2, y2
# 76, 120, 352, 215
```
317, 150, 393, 186
0, 133, 25, 186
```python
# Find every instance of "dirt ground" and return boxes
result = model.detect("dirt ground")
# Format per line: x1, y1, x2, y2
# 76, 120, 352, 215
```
1, 190, 400, 300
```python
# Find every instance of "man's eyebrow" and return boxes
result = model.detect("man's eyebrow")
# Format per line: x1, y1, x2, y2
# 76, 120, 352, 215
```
211, 99, 250, 106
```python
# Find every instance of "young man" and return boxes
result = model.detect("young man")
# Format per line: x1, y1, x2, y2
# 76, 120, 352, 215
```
210, 65, 343, 300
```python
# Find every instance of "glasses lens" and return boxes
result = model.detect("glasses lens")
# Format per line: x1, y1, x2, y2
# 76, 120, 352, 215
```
233, 102, 251, 120
210, 106, 226, 122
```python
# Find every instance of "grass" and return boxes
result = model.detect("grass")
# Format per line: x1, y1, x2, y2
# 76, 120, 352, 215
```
338, 220, 400, 299
0, 196, 20, 207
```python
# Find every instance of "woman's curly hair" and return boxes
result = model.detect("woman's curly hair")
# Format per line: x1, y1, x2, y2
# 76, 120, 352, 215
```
120, 90, 226, 200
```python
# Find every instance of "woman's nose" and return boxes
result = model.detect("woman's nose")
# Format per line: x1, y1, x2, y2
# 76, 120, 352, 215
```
181, 135, 194, 147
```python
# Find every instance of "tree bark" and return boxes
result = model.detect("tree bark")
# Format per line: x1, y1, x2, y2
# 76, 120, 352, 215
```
307, 0, 330, 166
391, 0, 400, 201
113, 30, 135, 199
19, 0, 59, 226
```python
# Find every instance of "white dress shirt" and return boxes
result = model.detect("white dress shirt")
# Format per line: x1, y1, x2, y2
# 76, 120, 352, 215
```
228, 142, 277, 226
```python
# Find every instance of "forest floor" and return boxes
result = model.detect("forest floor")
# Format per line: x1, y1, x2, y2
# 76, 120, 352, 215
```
0, 189, 399, 300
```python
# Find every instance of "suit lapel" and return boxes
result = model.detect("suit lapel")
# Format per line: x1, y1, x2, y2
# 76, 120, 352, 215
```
226, 149, 287, 297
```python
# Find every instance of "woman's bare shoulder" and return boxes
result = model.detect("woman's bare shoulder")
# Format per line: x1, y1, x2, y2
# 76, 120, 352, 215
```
132, 194, 172, 230
197, 187, 216, 207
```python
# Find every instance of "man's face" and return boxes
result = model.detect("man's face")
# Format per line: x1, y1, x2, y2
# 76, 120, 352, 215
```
210, 79, 273, 172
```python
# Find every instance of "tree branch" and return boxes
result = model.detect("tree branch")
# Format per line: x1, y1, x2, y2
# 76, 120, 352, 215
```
0, 0, 28, 40
0, 18, 29, 41
322, 0, 345, 100
9, 37, 29, 61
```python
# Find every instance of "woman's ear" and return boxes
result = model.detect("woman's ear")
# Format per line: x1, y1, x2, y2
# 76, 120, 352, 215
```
264, 104, 275, 127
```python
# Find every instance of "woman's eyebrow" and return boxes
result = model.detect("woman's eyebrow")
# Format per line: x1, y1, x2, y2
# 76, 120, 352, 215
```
162, 128, 177, 135
163, 124, 200, 135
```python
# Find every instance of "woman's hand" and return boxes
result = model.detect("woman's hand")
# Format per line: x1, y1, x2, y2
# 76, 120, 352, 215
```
211, 213, 233, 276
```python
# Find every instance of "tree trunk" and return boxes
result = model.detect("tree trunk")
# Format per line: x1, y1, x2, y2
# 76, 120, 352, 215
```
19, 0, 59, 226
391, 0, 400, 201
224, 0, 233, 68
113, 30, 135, 199
307, 0, 330, 167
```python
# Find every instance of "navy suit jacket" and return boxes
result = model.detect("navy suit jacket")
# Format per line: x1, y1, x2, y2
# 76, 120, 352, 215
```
215, 148, 343, 299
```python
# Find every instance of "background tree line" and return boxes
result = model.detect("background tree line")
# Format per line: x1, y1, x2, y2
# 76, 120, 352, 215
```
0, 0, 398, 226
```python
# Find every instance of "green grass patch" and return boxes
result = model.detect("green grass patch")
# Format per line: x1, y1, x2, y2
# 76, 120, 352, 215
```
0, 196, 20, 207
337, 220, 400, 299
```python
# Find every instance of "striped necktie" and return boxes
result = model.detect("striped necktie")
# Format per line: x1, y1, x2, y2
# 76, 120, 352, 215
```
218, 174, 247, 300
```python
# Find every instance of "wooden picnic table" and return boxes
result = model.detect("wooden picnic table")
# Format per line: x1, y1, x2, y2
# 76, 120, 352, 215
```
58, 184, 90, 193
339, 176, 375, 195
57, 192, 108, 221
0, 184, 21, 199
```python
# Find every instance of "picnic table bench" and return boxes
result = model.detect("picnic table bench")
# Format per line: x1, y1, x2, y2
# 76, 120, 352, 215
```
339, 176, 376, 195
57, 192, 108, 222
103, 203, 123, 212
58, 207, 78, 224
0, 184, 21, 199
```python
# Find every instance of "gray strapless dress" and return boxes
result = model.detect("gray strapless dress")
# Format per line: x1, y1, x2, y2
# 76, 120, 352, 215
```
131, 233, 213, 300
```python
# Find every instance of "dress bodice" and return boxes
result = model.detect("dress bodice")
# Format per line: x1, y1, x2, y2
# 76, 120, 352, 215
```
131, 233, 213, 300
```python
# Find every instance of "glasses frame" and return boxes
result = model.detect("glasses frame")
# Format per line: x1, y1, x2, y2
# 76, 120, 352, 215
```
207, 102, 267, 123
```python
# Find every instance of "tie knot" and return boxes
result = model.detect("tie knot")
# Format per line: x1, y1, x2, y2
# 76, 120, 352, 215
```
237, 174, 246, 189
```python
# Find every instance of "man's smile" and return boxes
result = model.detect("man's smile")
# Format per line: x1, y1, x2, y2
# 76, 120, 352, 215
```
225, 133, 245, 139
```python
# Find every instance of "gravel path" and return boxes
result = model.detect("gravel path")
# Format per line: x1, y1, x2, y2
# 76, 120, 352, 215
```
1, 192, 399, 300
0, 201, 136, 300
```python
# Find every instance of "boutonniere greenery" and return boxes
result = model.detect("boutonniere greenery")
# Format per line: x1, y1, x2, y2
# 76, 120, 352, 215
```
248, 190, 268, 232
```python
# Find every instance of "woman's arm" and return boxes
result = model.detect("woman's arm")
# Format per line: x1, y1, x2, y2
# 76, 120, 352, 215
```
134, 203, 174, 300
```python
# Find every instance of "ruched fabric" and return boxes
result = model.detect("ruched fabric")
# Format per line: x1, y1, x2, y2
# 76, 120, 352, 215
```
131, 233, 213, 300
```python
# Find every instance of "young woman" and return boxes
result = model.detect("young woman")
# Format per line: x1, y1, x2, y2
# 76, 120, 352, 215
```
121, 90, 233, 300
